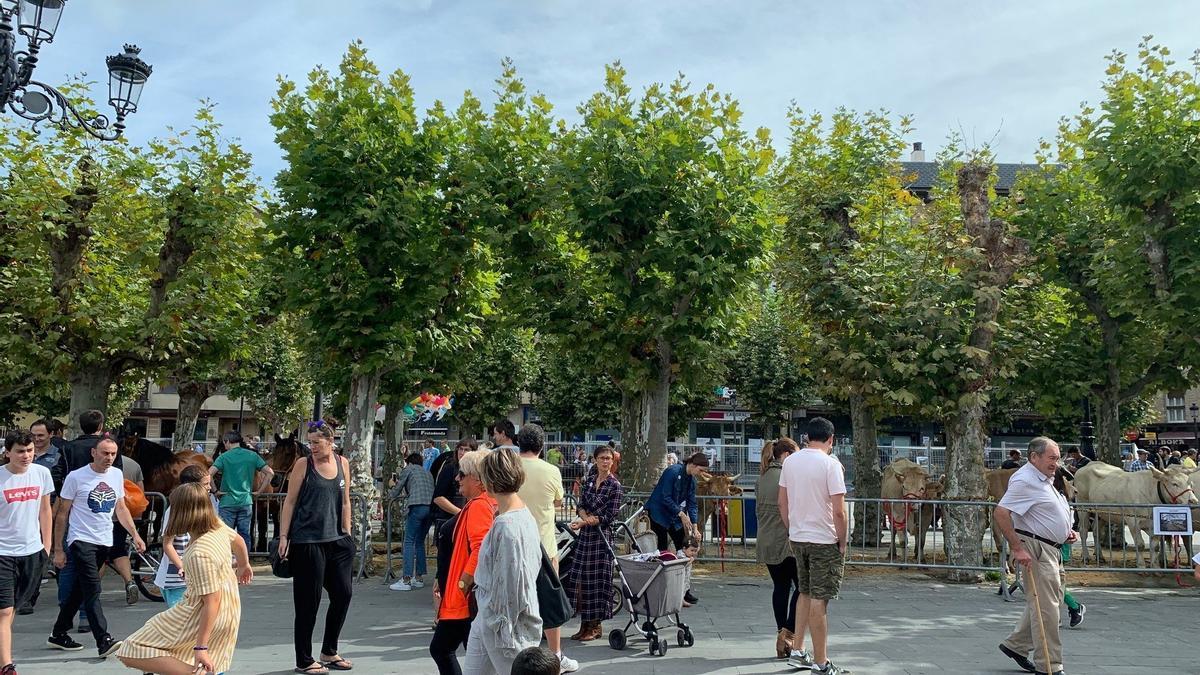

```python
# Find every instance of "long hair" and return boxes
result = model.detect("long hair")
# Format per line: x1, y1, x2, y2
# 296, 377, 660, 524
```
164, 483, 222, 541
759, 440, 777, 476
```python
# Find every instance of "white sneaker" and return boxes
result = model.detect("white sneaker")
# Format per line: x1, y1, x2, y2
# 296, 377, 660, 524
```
412, 579, 425, 589
389, 579, 413, 591
558, 653, 580, 673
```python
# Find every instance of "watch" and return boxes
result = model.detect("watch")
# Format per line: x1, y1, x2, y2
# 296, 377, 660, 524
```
458, 579, 467, 590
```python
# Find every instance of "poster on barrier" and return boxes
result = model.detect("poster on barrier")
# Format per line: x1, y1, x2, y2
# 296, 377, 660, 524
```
747, 438, 764, 463
1152, 506, 1192, 535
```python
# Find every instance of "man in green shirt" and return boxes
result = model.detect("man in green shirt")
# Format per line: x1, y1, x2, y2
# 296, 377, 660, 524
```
209, 431, 274, 550
546, 446, 563, 466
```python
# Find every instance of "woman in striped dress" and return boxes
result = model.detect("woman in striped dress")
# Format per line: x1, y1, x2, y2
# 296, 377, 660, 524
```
567, 446, 624, 641
116, 483, 253, 675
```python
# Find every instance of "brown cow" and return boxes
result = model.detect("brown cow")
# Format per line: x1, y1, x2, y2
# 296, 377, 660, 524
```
881, 459, 943, 562
696, 471, 743, 552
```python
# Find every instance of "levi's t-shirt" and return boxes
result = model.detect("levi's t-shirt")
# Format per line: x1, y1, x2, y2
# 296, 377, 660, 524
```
0, 464, 54, 556
61, 465, 125, 547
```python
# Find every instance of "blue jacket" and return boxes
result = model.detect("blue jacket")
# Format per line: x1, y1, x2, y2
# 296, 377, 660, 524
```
647, 464, 697, 530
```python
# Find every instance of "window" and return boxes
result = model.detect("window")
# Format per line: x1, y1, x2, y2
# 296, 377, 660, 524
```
1166, 392, 1186, 423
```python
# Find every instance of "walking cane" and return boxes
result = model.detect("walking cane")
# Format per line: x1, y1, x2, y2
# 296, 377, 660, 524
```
1023, 545, 1054, 675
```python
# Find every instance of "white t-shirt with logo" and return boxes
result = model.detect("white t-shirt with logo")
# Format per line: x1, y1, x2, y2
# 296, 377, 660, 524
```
0, 464, 55, 556
778, 447, 847, 545
61, 465, 125, 547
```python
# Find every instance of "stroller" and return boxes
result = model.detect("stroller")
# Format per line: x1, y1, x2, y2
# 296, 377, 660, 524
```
602, 528, 695, 657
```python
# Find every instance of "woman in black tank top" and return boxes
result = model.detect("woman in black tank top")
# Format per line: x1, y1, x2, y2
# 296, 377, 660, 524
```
278, 421, 355, 673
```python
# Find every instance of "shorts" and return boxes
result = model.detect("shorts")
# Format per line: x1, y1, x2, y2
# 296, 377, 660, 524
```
791, 541, 845, 601
107, 522, 130, 561
0, 550, 49, 610
161, 586, 186, 608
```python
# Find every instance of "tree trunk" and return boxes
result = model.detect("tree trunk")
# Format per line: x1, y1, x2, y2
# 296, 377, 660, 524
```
849, 393, 883, 547
943, 407, 987, 582
173, 380, 216, 452
67, 366, 113, 438
619, 342, 672, 493
343, 370, 381, 574
381, 403, 405, 488
1096, 388, 1122, 466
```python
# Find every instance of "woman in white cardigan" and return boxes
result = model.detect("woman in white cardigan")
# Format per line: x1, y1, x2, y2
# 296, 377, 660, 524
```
463, 448, 543, 675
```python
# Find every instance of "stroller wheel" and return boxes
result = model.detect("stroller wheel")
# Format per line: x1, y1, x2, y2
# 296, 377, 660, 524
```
656, 638, 669, 657
677, 627, 694, 647
648, 638, 659, 656
608, 629, 627, 651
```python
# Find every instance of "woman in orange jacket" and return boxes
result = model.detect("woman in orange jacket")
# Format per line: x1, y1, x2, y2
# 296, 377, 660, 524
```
430, 448, 496, 675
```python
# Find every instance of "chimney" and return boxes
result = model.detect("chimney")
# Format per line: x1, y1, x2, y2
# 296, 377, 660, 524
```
910, 142, 926, 162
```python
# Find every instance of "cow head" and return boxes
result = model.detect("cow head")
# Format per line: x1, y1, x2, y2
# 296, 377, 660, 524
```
1151, 466, 1199, 504
923, 477, 944, 500
896, 467, 930, 499
697, 471, 744, 497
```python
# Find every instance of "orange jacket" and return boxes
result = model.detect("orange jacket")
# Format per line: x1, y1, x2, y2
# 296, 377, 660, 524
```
438, 492, 496, 621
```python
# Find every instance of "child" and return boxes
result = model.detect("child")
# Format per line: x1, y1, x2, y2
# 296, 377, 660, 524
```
510, 646, 561, 675
153, 465, 213, 607
0, 432, 55, 675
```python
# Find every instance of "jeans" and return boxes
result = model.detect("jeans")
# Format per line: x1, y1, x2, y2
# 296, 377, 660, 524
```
53, 541, 111, 646
291, 537, 355, 668
218, 504, 253, 551
403, 504, 431, 579
429, 618, 472, 675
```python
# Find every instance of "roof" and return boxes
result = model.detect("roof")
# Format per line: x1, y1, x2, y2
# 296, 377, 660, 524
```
899, 161, 1040, 195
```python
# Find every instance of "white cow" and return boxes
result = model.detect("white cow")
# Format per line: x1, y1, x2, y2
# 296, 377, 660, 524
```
1074, 463, 1198, 568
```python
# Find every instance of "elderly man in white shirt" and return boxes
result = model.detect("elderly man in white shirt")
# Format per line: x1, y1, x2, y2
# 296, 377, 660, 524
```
994, 437, 1075, 675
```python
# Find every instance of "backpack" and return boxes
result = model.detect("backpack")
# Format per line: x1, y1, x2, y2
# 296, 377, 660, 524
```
124, 479, 149, 518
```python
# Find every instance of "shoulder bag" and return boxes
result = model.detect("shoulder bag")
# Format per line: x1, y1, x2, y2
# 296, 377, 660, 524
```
536, 545, 574, 629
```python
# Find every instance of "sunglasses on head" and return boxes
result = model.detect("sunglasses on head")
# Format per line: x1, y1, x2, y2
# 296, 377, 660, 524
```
307, 420, 327, 431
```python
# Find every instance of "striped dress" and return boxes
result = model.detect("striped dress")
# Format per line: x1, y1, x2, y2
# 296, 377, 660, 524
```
570, 473, 624, 621
117, 525, 242, 672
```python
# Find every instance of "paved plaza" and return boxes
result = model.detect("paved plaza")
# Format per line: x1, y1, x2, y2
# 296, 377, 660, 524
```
10, 569, 1193, 674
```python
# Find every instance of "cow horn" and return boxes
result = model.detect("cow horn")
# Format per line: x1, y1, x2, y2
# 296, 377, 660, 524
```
729, 473, 741, 482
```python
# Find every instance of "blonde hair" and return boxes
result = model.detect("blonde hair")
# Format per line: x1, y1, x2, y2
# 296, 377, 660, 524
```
164, 482, 222, 541
458, 447, 492, 478
479, 447, 525, 494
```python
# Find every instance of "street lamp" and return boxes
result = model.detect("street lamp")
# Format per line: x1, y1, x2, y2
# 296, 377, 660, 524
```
1189, 402, 1198, 451
1, 0, 151, 139
1079, 397, 1095, 459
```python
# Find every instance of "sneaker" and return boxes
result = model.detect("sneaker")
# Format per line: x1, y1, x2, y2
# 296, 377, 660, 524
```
125, 581, 139, 605
787, 648, 815, 670
97, 636, 122, 658
46, 634, 84, 651
683, 590, 699, 604
813, 661, 850, 674
389, 579, 413, 591
412, 578, 425, 589
1068, 602, 1085, 628
558, 653, 580, 673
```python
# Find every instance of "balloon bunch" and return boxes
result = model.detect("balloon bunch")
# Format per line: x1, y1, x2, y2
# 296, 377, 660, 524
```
403, 393, 453, 422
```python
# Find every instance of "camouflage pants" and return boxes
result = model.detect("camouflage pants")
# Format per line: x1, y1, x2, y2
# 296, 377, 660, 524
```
791, 541, 845, 600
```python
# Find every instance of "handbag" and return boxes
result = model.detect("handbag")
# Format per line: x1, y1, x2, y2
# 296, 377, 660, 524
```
267, 537, 291, 578
536, 546, 573, 630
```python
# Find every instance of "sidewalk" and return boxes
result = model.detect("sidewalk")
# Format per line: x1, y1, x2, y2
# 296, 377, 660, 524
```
11, 570, 1194, 674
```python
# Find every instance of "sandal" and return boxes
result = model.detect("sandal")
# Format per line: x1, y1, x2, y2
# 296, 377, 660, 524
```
320, 654, 353, 671
294, 663, 329, 674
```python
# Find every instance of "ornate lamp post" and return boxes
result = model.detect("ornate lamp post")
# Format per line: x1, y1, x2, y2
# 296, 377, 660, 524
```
1189, 402, 1198, 451
1079, 397, 1095, 459
1, 0, 151, 139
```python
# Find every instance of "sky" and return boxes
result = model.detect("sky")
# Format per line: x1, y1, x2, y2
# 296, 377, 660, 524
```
30, 0, 1200, 182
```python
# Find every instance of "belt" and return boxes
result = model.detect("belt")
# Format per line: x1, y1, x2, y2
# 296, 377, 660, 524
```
1015, 528, 1063, 550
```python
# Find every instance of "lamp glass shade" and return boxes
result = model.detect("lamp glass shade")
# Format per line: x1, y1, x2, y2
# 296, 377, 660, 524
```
17, 0, 64, 43
106, 44, 151, 116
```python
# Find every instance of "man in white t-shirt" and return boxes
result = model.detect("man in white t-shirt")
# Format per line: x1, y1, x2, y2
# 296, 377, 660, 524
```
0, 432, 54, 674
46, 437, 145, 658
778, 417, 849, 675
514, 423, 577, 673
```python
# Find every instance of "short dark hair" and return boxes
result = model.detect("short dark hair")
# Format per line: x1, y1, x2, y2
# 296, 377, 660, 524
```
405, 452, 423, 465
30, 418, 51, 433
423, 439, 435, 448
1067, 447, 1081, 455
49, 419, 66, 435
805, 417, 835, 443
686, 452, 710, 468
179, 464, 208, 485
516, 423, 545, 457
510, 646, 560, 675
5, 431, 33, 451
224, 430, 244, 446
1008, 449, 1021, 458
607, 439, 616, 448
79, 409, 105, 435
456, 437, 478, 452
491, 419, 516, 440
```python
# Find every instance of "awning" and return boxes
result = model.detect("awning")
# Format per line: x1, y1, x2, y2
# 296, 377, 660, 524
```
1153, 430, 1197, 441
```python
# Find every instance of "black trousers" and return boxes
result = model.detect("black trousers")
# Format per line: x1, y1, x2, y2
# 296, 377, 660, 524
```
290, 537, 355, 668
52, 541, 109, 645
649, 519, 688, 552
429, 617, 471, 675
766, 557, 800, 631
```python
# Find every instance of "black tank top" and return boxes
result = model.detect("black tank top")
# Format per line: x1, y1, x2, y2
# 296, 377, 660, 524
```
289, 455, 346, 544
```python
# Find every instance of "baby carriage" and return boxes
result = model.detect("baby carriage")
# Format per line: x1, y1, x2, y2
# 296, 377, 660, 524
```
603, 531, 695, 657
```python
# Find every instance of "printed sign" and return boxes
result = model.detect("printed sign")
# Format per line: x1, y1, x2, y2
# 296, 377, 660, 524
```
1152, 506, 1193, 536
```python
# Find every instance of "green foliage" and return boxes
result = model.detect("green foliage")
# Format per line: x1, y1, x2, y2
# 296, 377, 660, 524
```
726, 288, 811, 431
448, 328, 538, 436
532, 338, 622, 435
226, 314, 316, 435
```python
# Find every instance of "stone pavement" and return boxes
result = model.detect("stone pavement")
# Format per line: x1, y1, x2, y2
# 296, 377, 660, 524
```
10, 569, 1194, 674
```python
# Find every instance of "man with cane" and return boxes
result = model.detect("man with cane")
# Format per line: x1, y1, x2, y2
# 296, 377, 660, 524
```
994, 437, 1074, 675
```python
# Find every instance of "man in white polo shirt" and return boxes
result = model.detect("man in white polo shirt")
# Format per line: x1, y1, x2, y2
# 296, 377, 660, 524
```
778, 417, 849, 675
46, 437, 145, 659
994, 436, 1074, 675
